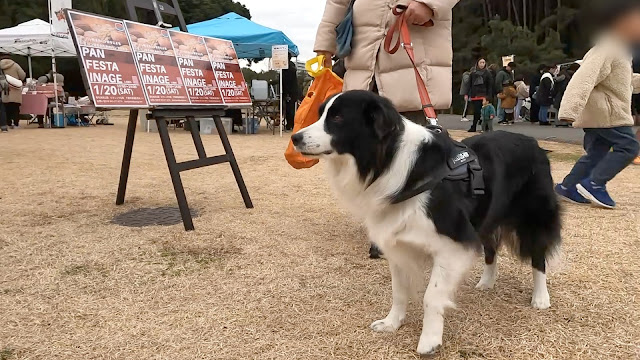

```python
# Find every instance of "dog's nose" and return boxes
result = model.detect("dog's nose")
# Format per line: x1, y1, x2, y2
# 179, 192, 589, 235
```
291, 133, 303, 147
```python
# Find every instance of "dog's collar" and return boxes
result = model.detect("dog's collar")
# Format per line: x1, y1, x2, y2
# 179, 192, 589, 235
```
425, 124, 444, 133
390, 142, 485, 204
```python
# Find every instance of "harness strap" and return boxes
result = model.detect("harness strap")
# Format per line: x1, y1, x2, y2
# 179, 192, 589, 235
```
389, 145, 486, 205
384, 5, 438, 125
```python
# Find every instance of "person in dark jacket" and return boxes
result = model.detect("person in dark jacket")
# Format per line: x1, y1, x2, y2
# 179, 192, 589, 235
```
536, 65, 555, 126
465, 58, 493, 132
553, 63, 579, 110
529, 64, 546, 123
283, 54, 301, 131
494, 62, 516, 123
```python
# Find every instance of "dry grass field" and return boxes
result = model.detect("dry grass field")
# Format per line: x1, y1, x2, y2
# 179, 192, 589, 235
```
1, 113, 639, 359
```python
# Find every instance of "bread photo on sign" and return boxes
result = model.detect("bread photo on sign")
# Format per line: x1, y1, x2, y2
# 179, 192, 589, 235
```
127, 24, 175, 56
73, 17, 131, 52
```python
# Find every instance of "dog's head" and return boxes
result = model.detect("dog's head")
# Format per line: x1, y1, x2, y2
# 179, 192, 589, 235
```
292, 90, 405, 181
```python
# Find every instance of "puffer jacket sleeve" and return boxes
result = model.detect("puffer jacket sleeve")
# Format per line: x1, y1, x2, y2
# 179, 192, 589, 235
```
314, 0, 352, 54
633, 73, 640, 94
415, 0, 459, 20
559, 47, 613, 121
16, 63, 26, 81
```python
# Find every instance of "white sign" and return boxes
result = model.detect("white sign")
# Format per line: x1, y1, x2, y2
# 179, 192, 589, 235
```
271, 45, 289, 70
502, 55, 515, 67
51, 0, 72, 37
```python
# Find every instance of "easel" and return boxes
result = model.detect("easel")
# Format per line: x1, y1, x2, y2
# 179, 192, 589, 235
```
116, 0, 253, 231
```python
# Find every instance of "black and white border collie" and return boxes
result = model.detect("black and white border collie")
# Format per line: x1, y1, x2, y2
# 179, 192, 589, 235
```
292, 91, 561, 355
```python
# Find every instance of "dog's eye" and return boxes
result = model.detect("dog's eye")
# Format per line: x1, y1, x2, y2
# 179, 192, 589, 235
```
331, 115, 343, 123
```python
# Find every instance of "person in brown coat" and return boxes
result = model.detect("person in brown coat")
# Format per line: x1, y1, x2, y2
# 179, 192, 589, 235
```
498, 80, 517, 125
315, 0, 459, 124
0, 53, 26, 129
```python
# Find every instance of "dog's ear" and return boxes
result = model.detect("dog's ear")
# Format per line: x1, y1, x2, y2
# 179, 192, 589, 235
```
367, 96, 401, 139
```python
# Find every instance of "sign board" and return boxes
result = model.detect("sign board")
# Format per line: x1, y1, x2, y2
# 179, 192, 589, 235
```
51, 0, 72, 37
271, 45, 289, 70
125, 21, 191, 105
169, 31, 223, 104
502, 55, 515, 67
67, 11, 148, 107
205, 37, 251, 104
65, 9, 251, 108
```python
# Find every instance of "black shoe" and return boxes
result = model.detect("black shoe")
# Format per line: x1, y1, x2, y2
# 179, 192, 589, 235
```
539, 121, 551, 126
467, 128, 477, 133
369, 244, 383, 259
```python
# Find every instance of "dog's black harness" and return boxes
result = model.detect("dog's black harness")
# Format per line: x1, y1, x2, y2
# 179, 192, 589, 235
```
390, 126, 485, 204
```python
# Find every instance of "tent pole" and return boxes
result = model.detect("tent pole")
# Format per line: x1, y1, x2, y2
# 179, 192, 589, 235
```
49, 0, 58, 128
279, 68, 283, 137
27, 47, 33, 79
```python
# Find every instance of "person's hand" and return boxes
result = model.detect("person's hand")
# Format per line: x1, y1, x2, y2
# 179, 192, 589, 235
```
316, 51, 333, 68
464, 95, 469, 101
405, 1, 434, 26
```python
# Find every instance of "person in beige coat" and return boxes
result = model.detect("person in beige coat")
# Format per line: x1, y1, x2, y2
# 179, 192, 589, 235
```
1, 53, 26, 129
555, 1, 640, 209
315, 0, 459, 124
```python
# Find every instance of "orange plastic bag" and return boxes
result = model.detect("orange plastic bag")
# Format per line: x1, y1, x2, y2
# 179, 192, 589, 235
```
285, 56, 343, 169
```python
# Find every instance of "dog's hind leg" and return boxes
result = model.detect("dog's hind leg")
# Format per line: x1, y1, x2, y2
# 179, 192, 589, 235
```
475, 245, 497, 290
370, 261, 410, 332
531, 254, 550, 309
417, 244, 475, 356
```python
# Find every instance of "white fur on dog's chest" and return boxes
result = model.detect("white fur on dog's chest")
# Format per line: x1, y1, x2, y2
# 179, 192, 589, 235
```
327, 158, 443, 255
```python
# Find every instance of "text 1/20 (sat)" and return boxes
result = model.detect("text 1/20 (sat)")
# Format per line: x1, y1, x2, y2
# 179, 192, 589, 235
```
220, 89, 244, 97
146, 85, 180, 96
92, 84, 134, 96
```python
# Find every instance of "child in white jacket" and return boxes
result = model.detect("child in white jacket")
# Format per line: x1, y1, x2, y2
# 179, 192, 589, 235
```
555, 1, 640, 208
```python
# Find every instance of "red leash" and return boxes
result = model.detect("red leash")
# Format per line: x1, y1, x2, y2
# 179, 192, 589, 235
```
384, 5, 438, 125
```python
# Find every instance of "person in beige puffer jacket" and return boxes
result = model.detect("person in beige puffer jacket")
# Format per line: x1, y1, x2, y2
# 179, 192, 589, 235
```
315, 0, 458, 261
555, 1, 640, 209
315, 0, 459, 124
1, 53, 26, 129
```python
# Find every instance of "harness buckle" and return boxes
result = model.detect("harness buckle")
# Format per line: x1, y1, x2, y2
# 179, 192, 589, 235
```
469, 160, 485, 197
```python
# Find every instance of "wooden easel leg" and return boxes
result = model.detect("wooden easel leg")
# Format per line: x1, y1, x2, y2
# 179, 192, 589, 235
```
213, 115, 253, 209
156, 117, 195, 231
116, 109, 139, 205
187, 116, 207, 159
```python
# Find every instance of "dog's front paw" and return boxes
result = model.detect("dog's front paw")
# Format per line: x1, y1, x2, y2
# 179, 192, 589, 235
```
370, 317, 403, 333
475, 279, 495, 290
531, 291, 551, 310
417, 334, 442, 356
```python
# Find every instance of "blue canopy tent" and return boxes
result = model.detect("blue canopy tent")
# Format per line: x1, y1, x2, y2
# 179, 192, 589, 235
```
185, 12, 299, 59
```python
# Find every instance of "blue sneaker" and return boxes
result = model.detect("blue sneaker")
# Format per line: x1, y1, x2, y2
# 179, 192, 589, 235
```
576, 179, 615, 209
554, 184, 590, 204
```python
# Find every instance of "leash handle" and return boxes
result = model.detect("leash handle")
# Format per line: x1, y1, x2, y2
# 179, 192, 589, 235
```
384, 5, 438, 124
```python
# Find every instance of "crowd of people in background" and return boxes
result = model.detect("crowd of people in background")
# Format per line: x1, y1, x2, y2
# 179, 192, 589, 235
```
461, 59, 582, 133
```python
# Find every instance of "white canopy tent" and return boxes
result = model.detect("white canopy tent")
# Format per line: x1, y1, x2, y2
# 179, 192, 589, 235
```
0, 19, 76, 78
